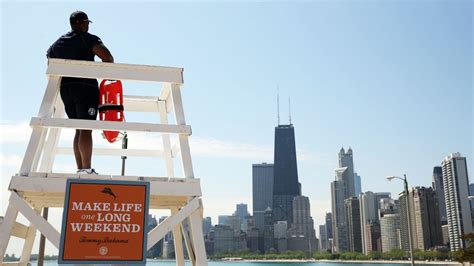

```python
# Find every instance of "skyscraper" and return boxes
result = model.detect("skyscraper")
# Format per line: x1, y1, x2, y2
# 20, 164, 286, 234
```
399, 187, 442, 251
442, 153, 473, 251
235, 203, 249, 221
253, 163, 274, 230
344, 197, 362, 252
289, 196, 316, 236
263, 207, 274, 252
366, 221, 382, 253
319, 224, 328, 251
412, 187, 443, 250
432, 166, 447, 225
331, 168, 349, 252
288, 196, 318, 253
359, 191, 390, 254
225, 215, 242, 235
339, 147, 355, 197
274, 221, 288, 253
203, 217, 213, 236
379, 198, 399, 218
234, 203, 249, 230
380, 213, 401, 252
273, 124, 301, 224
354, 173, 362, 196
218, 215, 230, 225
325, 212, 333, 240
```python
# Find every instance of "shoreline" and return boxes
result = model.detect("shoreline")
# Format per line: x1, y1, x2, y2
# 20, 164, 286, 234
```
220, 258, 464, 265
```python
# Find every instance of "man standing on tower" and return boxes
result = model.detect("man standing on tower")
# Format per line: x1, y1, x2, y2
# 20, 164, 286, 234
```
47, 11, 114, 174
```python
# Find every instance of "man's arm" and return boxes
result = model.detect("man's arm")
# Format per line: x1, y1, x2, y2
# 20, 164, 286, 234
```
92, 44, 114, 63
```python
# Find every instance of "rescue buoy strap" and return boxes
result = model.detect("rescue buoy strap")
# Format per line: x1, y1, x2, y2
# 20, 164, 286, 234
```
98, 105, 124, 112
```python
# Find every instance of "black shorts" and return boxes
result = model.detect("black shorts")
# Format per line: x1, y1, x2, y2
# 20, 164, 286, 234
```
60, 83, 99, 120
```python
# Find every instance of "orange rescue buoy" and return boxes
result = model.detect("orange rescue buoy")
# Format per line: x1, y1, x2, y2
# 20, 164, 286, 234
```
99, 80, 124, 143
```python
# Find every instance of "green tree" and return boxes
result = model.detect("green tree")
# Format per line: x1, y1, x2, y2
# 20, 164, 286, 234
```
457, 233, 474, 262
383, 248, 405, 260
313, 252, 333, 260
368, 251, 382, 260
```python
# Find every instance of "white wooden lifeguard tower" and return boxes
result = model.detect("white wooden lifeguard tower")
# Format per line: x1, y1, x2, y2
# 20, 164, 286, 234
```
0, 59, 208, 265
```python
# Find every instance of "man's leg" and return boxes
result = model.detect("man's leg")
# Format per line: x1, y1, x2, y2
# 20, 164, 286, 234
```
73, 130, 83, 169
78, 130, 93, 169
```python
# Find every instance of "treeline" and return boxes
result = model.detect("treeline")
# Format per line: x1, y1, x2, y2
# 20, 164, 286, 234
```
314, 248, 463, 261
3, 254, 58, 262
209, 248, 465, 261
209, 250, 307, 260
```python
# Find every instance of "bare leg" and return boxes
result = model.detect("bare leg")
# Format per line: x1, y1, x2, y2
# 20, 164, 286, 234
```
73, 130, 83, 169
78, 130, 93, 169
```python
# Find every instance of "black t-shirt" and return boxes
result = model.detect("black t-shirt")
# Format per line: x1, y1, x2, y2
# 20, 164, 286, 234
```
47, 30, 103, 86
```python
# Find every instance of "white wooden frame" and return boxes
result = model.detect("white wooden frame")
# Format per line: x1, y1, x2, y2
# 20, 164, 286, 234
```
0, 59, 207, 266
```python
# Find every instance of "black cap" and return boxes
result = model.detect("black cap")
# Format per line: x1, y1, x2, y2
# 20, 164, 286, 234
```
70, 11, 92, 24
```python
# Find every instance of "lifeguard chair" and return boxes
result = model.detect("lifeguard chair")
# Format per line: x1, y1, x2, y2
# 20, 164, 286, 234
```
0, 59, 208, 265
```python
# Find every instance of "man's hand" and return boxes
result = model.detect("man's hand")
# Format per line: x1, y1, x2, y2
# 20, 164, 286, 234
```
92, 44, 114, 63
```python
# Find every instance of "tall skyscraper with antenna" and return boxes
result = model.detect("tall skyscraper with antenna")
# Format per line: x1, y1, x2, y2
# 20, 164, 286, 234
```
272, 93, 301, 225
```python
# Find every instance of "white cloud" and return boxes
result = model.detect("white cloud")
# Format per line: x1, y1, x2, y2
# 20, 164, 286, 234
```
1, 121, 324, 164
0, 154, 23, 168
0, 121, 31, 144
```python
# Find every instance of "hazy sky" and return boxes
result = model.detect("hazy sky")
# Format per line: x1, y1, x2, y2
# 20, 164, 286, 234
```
1, 0, 472, 256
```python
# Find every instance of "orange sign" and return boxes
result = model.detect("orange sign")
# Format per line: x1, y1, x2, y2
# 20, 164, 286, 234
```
59, 179, 149, 264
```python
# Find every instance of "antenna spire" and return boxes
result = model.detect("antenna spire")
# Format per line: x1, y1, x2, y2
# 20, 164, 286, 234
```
277, 86, 280, 125
289, 96, 292, 124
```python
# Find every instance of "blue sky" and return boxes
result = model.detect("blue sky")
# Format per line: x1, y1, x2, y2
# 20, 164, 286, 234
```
1, 0, 472, 256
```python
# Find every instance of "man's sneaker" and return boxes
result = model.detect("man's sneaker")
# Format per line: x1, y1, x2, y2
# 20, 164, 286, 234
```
77, 168, 99, 175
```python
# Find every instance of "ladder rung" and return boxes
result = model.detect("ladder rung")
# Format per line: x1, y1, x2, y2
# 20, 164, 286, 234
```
47, 58, 184, 84
123, 95, 160, 112
56, 147, 166, 157
30, 117, 191, 135
11, 221, 29, 239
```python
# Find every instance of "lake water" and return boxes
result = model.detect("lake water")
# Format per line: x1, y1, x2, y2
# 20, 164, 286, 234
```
29, 260, 453, 266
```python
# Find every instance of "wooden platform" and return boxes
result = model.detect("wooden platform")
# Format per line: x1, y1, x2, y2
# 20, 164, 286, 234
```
8, 173, 201, 209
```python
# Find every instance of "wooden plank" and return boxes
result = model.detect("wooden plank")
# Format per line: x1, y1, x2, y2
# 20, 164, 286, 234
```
147, 197, 199, 250
47, 59, 184, 84
171, 84, 195, 179
11, 222, 29, 239
19, 207, 42, 265
171, 84, 186, 125
188, 199, 208, 265
9, 176, 202, 197
159, 101, 175, 178
56, 147, 164, 157
160, 83, 173, 113
171, 207, 185, 266
178, 134, 195, 179
19, 172, 197, 182
123, 95, 160, 113
9, 193, 60, 249
0, 203, 19, 263
38, 76, 61, 118
159, 84, 171, 101
181, 220, 196, 265
39, 98, 66, 172
19, 128, 47, 176
30, 117, 191, 135
171, 143, 180, 158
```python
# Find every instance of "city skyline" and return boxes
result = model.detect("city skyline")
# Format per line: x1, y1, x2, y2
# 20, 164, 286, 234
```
1, 1, 472, 256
